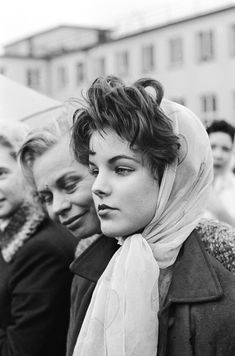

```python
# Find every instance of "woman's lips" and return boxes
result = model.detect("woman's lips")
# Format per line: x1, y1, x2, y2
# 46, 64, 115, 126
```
62, 211, 87, 229
97, 204, 116, 216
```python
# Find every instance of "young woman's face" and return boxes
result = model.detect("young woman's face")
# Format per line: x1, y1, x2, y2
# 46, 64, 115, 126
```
209, 132, 233, 176
32, 139, 100, 239
89, 130, 159, 237
0, 147, 26, 219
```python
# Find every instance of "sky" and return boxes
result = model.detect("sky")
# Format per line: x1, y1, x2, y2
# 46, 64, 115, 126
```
0, 0, 233, 52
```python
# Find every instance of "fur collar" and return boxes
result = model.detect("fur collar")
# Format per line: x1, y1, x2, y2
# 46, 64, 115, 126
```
0, 203, 45, 263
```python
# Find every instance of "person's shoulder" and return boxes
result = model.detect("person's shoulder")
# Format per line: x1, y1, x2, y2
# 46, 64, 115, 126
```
16, 219, 77, 262
211, 252, 235, 288
33, 218, 77, 246
196, 218, 235, 273
206, 251, 235, 310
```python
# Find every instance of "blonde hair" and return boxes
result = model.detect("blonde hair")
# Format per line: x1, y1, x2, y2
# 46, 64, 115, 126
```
0, 121, 37, 205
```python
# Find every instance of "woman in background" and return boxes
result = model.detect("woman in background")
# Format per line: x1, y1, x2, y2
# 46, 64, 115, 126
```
0, 122, 77, 356
71, 76, 235, 356
205, 120, 235, 226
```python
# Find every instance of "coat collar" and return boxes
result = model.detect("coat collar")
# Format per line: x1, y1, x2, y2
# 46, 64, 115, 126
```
71, 230, 223, 303
0, 202, 45, 263
70, 235, 119, 282
167, 230, 223, 303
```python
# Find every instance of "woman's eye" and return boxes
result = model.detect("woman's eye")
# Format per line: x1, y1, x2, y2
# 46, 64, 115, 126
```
0, 170, 7, 177
64, 183, 77, 193
88, 167, 99, 177
38, 193, 53, 204
222, 147, 230, 153
115, 167, 133, 176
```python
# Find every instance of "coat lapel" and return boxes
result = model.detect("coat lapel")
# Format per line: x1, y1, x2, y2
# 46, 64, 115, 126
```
168, 230, 223, 303
70, 235, 119, 282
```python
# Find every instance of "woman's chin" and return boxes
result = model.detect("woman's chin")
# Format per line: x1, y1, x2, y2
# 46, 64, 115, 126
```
101, 226, 137, 239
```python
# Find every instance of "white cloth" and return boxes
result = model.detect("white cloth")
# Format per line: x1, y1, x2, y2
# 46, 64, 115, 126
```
72, 100, 213, 356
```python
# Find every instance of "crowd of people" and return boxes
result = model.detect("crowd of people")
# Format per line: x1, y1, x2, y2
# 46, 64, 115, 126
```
1, 75, 235, 356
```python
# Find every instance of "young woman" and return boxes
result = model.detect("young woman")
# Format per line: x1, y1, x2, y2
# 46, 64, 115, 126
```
71, 76, 235, 356
0, 122, 77, 356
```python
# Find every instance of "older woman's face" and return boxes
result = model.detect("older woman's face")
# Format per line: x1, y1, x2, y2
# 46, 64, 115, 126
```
32, 138, 100, 239
89, 129, 159, 237
0, 147, 26, 219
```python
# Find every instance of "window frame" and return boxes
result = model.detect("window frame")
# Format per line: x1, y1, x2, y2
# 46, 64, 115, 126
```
197, 30, 215, 62
26, 68, 41, 90
76, 62, 85, 85
57, 65, 68, 89
141, 44, 155, 73
115, 50, 129, 77
200, 93, 217, 124
169, 37, 183, 67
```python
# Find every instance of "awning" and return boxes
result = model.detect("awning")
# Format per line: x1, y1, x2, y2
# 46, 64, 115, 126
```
0, 74, 64, 128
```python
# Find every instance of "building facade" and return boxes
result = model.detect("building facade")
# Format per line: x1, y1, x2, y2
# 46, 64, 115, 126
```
1, 5, 235, 125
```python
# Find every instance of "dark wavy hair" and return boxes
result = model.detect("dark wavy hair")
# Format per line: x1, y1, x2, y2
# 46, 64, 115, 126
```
206, 120, 235, 143
71, 76, 179, 179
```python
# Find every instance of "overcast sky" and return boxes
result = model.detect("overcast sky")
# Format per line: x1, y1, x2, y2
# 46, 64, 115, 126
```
0, 0, 233, 52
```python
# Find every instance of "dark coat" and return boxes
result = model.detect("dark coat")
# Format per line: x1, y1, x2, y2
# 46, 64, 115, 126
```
67, 231, 235, 356
67, 235, 118, 356
0, 218, 77, 356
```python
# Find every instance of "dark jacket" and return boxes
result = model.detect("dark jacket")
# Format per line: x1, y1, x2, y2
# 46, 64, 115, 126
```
67, 235, 118, 356
0, 218, 77, 356
67, 231, 235, 356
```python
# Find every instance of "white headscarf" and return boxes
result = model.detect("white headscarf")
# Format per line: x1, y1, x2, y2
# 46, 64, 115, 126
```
73, 100, 213, 356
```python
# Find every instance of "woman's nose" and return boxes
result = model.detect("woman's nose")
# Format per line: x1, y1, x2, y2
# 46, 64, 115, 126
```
92, 173, 110, 198
53, 194, 71, 216
213, 148, 222, 159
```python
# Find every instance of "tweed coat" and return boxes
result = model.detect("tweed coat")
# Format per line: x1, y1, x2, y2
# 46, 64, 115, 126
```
0, 218, 77, 356
67, 231, 235, 356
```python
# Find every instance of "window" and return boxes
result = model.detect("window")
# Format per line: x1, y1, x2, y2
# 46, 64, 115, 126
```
169, 38, 183, 66
197, 30, 215, 62
57, 66, 67, 89
76, 62, 85, 85
229, 24, 235, 57
116, 51, 129, 77
26, 68, 40, 90
94, 57, 106, 76
200, 94, 217, 124
142, 44, 155, 72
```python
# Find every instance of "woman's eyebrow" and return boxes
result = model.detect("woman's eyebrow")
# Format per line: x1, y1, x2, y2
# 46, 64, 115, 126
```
37, 187, 50, 195
108, 155, 141, 164
56, 173, 81, 187
89, 153, 140, 165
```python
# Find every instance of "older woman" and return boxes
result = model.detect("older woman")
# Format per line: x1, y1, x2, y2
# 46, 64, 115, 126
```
19, 128, 119, 356
0, 122, 77, 356
70, 76, 235, 356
